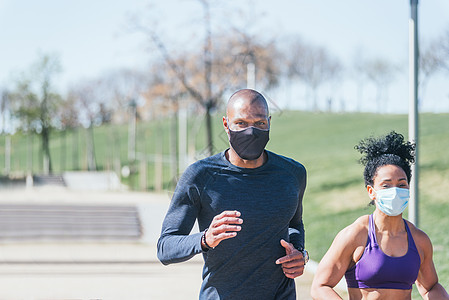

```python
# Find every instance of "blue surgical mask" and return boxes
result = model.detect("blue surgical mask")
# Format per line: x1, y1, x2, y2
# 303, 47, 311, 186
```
374, 187, 410, 216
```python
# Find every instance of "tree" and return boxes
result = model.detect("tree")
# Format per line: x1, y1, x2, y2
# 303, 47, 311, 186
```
56, 94, 80, 130
440, 28, 449, 72
217, 30, 281, 92
1, 89, 11, 175
143, 62, 188, 179
286, 38, 342, 111
364, 58, 397, 113
131, 0, 282, 156
67, 79, 109, 171
351, 48, 369, 112
1, 89, 10, 134
104, 68, 149, 123
131, 0, 217, 156
9, 54, 62, 173
419, 39, 446, 106
55, 94, 81, 172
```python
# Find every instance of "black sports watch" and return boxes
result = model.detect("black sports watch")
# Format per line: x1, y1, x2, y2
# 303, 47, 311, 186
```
300, 249, 309, 265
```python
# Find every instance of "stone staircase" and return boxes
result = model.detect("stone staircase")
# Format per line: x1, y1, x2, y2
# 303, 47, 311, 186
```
0, 204, 142, 241
32, 174, 66, 187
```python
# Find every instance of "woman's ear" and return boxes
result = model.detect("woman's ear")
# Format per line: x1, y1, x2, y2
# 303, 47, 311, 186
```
367, 185, 376, 202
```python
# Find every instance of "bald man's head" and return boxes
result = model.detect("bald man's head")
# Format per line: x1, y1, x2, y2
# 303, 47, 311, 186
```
226, 89, 269, 118
224, 89, 270, 134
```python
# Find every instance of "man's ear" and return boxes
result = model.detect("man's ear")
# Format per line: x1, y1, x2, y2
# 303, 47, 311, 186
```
223, 116, 229, 135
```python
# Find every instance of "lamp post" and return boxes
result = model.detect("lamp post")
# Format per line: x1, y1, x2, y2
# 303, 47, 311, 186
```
246, 51, 256, 90
409, 0, 419, 226
232, 47, 256, 90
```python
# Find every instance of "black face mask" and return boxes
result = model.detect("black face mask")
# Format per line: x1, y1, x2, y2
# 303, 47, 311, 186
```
228, 127, 270, 160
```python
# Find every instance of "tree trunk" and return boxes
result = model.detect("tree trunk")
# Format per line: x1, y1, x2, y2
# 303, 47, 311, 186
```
205, 104, 213, 157
376, 86, 382, 113
128, 103, 137, 162
312, 88, 318, 112
26, 133, 32, 173
61, 130, 66, 172
41, 126, 52, 174
4, 134, 11, 175
170, 111, 178, 184
203, 0, 214, 158
178, 102, 188, 173
72, 128, 80, 170
155, 120, 163, 192
86, 124, 97, 171
112, 126, 121, 178
356, 81, 364, 112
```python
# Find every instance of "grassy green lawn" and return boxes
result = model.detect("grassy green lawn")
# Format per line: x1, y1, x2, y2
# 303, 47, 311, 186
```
1, 110, 448, 294
203, 110, 449, 292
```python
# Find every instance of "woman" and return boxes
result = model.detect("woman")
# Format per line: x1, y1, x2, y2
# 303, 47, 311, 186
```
311, 131, 448, 299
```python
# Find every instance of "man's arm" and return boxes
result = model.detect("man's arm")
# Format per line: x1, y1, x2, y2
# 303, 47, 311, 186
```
289, 165, 306, 250
157, 164, 243, 265
157, 166, 203, 265
275, 164, 307, 279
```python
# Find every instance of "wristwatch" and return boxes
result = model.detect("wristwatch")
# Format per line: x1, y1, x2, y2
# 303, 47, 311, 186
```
300, 249, 309, 265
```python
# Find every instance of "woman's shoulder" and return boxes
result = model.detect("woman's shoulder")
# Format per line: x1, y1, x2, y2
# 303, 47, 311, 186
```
348, 215, 369, 233
405, 219, 432, 252
335, 215, 370, 246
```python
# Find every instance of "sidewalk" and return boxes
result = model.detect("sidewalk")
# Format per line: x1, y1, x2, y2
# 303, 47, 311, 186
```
0, 188, 325, 299
0, 243, 317, 299
0, 242, 203, 299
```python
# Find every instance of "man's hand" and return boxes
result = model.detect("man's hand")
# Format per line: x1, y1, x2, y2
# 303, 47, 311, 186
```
203, 210, 243, 249
275, 239, 305, 279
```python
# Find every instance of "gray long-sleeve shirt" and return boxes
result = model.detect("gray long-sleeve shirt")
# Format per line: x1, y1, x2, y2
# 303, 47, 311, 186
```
157, 149, 307, 299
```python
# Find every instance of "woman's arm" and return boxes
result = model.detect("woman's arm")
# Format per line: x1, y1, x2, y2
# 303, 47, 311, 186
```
311, 218, 366, 300
417, 283, 449, 300
413, 226, 449, 299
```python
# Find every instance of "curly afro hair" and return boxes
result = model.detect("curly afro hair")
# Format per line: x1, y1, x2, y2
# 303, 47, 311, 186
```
355, 131, 416, 187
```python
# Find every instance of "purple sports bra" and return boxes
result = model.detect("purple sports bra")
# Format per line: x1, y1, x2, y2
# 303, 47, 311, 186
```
344, 214, 421, 290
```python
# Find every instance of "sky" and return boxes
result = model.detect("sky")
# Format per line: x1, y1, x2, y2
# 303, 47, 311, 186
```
1, 0, 449, 113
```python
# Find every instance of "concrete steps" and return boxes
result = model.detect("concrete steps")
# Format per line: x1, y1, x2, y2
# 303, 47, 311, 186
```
0, 204, 142, 241
32, 174, 66, 187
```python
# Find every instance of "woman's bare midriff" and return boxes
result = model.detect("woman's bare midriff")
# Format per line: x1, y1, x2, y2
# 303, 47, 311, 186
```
348, 287, 412, 300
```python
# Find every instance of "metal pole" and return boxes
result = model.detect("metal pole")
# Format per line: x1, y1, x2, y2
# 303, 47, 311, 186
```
247, 62, 256, 90
408, 0, 419, 226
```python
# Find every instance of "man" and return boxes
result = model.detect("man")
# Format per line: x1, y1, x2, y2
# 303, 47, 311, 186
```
157, 89, 308, 299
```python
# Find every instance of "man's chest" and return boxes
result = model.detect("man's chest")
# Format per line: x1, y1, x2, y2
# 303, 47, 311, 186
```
199, 172, 301, 224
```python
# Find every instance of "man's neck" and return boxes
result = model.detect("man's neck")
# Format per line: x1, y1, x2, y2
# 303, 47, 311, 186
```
225, 148, 267, 169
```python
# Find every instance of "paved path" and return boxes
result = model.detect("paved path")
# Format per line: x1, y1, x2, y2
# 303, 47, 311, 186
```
0, 244, 316, 299
0, 188, 345, 299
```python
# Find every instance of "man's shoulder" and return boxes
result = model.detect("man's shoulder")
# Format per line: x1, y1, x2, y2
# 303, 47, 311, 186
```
267, 150, 306, 175
192, 151, 224, 168
182, 151, 224, 178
